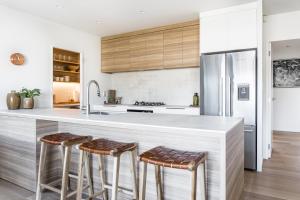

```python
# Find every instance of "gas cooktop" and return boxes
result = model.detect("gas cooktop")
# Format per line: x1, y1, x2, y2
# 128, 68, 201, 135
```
133, 101, 165, 106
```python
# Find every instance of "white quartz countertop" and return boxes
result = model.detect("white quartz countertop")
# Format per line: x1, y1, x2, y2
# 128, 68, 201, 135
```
0, 109, 243, 134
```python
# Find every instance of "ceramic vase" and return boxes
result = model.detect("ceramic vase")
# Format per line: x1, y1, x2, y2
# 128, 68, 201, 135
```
23, 97, 34, 109
6, 90, 21, 110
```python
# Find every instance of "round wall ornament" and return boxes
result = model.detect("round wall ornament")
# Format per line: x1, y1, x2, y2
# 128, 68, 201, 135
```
10, 53, 25, 65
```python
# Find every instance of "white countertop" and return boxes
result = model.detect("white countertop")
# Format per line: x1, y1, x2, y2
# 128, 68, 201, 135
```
0, 109, 242, 134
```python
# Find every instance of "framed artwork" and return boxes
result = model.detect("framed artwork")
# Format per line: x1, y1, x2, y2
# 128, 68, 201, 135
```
273, 59, 300, 88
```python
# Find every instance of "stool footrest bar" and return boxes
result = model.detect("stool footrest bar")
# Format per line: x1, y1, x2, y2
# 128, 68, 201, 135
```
104, 184, 134, 196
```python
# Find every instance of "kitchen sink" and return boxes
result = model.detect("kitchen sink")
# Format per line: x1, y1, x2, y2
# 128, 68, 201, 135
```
82, 110, 124, 115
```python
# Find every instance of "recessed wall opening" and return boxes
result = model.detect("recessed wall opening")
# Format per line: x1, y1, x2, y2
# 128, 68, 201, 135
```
52, 47, 81, 109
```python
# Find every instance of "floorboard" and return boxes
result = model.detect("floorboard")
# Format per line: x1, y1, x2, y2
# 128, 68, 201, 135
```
243, 131, 300, 200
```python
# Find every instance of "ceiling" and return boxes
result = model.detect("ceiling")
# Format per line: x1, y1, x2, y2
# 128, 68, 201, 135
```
0, 0, 255, 36
264, 0, 300, 16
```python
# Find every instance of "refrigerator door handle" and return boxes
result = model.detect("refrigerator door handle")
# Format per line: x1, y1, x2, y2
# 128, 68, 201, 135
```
219, 77, 223, 116
229, 77, 232, 116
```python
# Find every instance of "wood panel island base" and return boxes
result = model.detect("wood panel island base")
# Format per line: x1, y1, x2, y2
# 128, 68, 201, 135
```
0, 109, 244, 200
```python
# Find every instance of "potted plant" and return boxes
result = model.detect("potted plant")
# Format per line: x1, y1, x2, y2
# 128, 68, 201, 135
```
19, 88, 41, 109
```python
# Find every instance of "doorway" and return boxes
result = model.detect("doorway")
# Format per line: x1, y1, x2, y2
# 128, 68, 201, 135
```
266, 39, 300, 158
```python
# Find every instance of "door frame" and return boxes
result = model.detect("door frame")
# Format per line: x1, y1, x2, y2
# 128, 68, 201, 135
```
265, 41, 273, 159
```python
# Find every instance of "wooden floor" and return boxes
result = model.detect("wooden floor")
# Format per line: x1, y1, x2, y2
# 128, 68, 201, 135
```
0, 131, 300, 200
243, 131, 300, 200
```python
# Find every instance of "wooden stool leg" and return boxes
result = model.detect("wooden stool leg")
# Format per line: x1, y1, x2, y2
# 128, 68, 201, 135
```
59, 146, 71, 190
155, 166, 163, 200
130, 149, 138, 199
139, 161, 147, 200
36, 142, 47, 200
60, 146, 72, 200
191, 168, 197, 200
76, 150, 85, 200
200, 161, 207, 200
98, 155, 108, 200
111, 156, 121, 200
203, 160, 208, 200
84, 152, 94, 197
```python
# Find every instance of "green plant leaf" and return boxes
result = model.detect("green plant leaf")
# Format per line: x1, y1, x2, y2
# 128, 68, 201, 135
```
19, 88, 41, 98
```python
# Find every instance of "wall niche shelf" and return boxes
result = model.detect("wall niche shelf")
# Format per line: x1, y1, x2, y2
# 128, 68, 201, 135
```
53, 47, 81, 108
54, 70, 80, 74
53, 59, 80, 65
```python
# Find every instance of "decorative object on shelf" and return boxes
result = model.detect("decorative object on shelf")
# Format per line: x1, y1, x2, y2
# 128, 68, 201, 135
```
19, 88, 41, 109
193, 93, 199, 107
6, 90, 21, 110
64, 76, 70, 82
10, 53, 25, 65
67, 65, 80, 72
273, 59, 300, 88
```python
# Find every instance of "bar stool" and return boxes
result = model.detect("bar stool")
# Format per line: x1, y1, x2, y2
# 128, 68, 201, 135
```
76, 138, 138, 200
139, 146, 208, 200
36, 132, 93, 200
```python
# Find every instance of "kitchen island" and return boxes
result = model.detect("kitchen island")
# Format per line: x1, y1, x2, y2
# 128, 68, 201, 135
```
0, 109, 244, 200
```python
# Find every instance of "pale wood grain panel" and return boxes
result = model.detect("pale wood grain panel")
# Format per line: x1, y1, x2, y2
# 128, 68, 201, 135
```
182, 25, 200, 67
59, 122, 225, 200
0, 117, 62, 192
226, 124, 244, 200
0, 115, 36, 191
101, 20, 199, 73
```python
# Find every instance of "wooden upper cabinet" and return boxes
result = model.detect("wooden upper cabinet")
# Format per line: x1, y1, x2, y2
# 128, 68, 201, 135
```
101, 20, 199, 73
145, 32, 164, 70
182, 25, 200, 67
130, 34, 147, 70
163, 28, 183, 68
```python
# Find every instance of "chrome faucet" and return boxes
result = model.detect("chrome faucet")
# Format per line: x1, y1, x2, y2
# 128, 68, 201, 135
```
86, 80, 101, 115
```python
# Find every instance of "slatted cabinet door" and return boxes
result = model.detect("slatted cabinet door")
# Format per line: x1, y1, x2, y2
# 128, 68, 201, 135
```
130, 34, 147, 71
145, 32, 164, 70
163, 28, 183, 68
182, 25, 200, 67
114, 38, 130, 72
101, 39, 116, 72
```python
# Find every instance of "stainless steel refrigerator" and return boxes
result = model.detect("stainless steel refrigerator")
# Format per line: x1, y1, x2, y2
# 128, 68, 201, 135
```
200, 49, 257, 170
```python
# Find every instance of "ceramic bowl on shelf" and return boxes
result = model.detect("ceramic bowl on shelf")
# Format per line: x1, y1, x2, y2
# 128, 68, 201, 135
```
67, 65, 79, 72
64, 76, 70, 82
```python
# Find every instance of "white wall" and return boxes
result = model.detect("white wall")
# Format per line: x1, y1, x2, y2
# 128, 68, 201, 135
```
0, 5, 110, 109
111, 68, 199, 105
272, 44, 300, 132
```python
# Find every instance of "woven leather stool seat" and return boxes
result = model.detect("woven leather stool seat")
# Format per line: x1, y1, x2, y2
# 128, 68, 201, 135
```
139, 146, 206, 171
40, 132, 91, 146
79, 138, 137, 156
